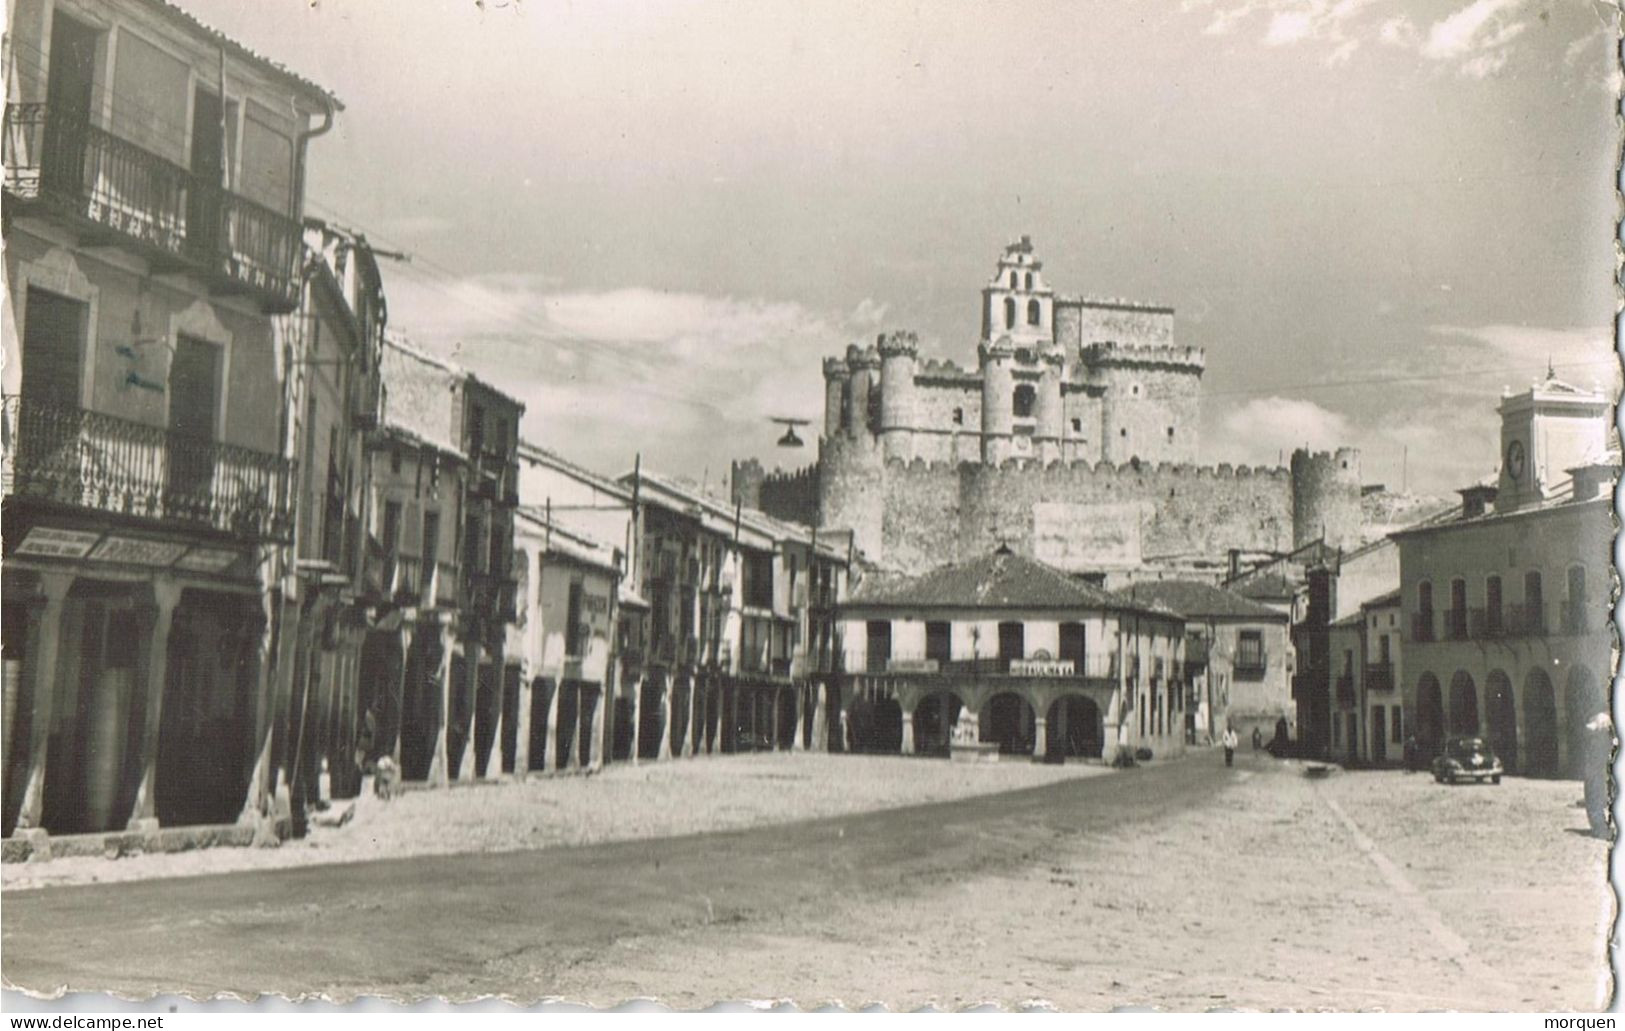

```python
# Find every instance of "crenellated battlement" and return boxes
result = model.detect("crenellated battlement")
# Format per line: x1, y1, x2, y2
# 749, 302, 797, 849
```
1080, 340, 1206, 370
1055, 294, 1176, 315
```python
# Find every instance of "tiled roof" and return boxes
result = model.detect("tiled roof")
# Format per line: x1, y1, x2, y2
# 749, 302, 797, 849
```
1228, 571, 1299, 601
847, 549, 1159, 613
1115, 580, 1287, 621
145, 0, 342, 109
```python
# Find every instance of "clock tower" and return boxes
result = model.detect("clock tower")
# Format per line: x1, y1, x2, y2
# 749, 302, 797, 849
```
1495, 371, 1611, 514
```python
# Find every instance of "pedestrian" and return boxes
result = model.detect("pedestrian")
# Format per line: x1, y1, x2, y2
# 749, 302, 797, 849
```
1403, 733, 1418, 772
1222, 725, 1238, 767
1252, 727, 1263, 751
1583, 712, 1613, 838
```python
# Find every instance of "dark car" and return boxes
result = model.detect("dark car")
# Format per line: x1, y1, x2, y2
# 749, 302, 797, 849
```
1431, 736, 1503, 785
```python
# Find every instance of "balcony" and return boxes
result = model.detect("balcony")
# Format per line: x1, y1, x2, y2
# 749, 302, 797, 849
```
1335, 672, 1355, 707
1441, 608, 1468, 642
1411, 611, 1435, 643
2, 394, 291, 541
1364, 662, 1395, 693
1467, 607, 1504, 640
1506, 602, 1546, 637
1559, 601, 1590, 636
849, 652, 1120, 683
3, 104, 302, 312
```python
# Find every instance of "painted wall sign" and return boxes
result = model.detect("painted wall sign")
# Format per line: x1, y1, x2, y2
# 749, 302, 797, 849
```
88, 536, 188, 566
14, 527, 102, 558
176, 547, 242, 573
1032, 501, 1144, 572
1010, 659, 1076, 677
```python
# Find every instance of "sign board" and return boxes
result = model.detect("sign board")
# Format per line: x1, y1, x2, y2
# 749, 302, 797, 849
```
1010, 659, 1076, 677
888, 658, 939, 673
581, 589, 611, 633
14, 527, 101, 559
88, 536, 187, 567
1031, 501, 1143, 572
176, 547, 242, 573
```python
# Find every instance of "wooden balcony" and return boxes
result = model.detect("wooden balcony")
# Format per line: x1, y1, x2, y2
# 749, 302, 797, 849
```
2, 394, 291, 542
3, 104, 302, 312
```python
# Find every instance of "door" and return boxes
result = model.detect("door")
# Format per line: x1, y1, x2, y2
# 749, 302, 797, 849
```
187, 88, 225, 261
997, 621, 1025, 664
165, 335, 220, 507
1059, 622, 1086, 672
42, 14, 97, 196
19, 288, 85, 473
1370, 706, 1386, 763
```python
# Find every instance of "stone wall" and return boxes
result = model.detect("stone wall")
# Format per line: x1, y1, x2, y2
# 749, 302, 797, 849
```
1053, 298, 1175, 351
826, 450, 1297, 572
732, 459, 820, 527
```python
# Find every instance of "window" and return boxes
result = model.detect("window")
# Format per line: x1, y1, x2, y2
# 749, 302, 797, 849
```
1009, 270, 1019, 288
469, 403, 486, 455
1417, 581, 1433, 614
1004, 297, 1016, 329
1026, 299, 1041, 325
1167, 427, 1175, 440
1013, 384, 1035, 418
566, 580, 585, 658
925, 621, 952, 664
866, 620, 892, 673
1071, 418, 1082, 432
742, 550, 774, 609
997, 621, 1025, 661
952, 407, 964, 425
1120, 428, 1128, 438
1378, 633, 1390, 666
1564, 565, 1586, 633
1131, 384, 1140, 396
1059, 622, 1086, 669
390, 446, 403, 475
421, 510, 440, 594
382, 501, 402, 557
1392, 705, 1403, 743
1235, 630, 1264, 675
1486, 575, 1503, 631
1023, 272, 1033, 291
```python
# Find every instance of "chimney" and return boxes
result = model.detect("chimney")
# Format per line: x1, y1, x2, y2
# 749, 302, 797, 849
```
1458, 484, 1498, 519
1227, 548, 1241, 581
1568, 464, 1617, 503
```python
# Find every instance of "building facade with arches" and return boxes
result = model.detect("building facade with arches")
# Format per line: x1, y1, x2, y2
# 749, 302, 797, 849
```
836, 548, 1187, 761
1392, 373, 1615, 777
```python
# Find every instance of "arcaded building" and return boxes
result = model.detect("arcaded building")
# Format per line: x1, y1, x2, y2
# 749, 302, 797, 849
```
736, 237, 1367, 575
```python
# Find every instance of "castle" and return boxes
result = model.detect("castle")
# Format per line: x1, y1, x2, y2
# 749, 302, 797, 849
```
734, 237, 1365, 578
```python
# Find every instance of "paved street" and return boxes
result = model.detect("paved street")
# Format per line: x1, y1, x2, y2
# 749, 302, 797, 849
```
2, 751, 1608, 1010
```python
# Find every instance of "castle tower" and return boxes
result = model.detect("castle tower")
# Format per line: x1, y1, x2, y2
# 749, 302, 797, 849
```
822, 356, 849, 439
1494, 371, 1612, 514
1290, 447, 1362, 549
1033, 344, 1065, 462
1081, 337, 1205, 465
844, 344, 880, 440
981, 235, 1053, 350
877, 330, 919, 461
980, 336, 1016, 463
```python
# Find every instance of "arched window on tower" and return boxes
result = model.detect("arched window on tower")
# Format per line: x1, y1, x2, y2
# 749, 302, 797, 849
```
1024, 272, 1033, 291
1009, 270, 1019, 288
1004, 297, 1016, 329
1027, 299, 1041, 325
1013, 384, 1036, 419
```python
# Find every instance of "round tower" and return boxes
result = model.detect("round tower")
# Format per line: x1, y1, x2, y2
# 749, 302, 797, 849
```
1033, 344, 1065, 462
979, 336, 1016, 463
845, 344, 880, 440
1290, 447, 1363, 549
877, 330, 919, 461
1081, 337, 1205, 465
822, 355, 849, 439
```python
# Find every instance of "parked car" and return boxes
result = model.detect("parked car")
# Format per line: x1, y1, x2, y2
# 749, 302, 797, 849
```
1431, 736, 1503, 784
735, 728, 774, 752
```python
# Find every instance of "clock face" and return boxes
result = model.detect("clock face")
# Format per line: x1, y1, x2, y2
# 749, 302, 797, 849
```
1505, 439, 1526, 479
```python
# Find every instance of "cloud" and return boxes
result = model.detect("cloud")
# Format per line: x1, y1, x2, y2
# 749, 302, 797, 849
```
1215, 396, 1352, 465
1425, 323, 1617, 384
1185, 0, 1544, 77
381, 268, 874, 479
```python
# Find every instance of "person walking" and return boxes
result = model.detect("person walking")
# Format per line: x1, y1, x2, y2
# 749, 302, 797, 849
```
1222, 725, 1239, 767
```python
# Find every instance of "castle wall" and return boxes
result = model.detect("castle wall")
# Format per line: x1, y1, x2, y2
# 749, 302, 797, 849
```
732, 459, 820, 527
1061, 391, 1104, 463
846, 456, 1296, 574
1091, 361, 1202, 465
1053, 300, 1174, 351
1290, 447, 1363, 549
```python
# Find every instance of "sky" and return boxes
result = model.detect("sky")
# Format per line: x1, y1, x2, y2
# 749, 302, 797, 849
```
184, 0, 1620, 495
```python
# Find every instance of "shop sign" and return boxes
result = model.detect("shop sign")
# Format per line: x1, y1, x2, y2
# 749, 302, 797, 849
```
88, 536, 187, 566
176, 547, 241, 573
14, 527, 101, 558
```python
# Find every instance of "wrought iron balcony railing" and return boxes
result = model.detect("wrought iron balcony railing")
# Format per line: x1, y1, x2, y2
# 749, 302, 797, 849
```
1559, 601, 1590, 636
1233, 654, 1268, 680
1363, 662, 1395, 693
2, 394, 291, 541
3, 104, 301, 311
1441, 608, 1468, 641
1468, 607, 1504, 640
846, 651, 1120, 681
1411, 611, 1435, 643
1506, 602, 1546, 637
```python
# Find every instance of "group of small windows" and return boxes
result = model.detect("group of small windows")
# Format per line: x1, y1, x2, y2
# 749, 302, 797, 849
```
1006, 270, 1035, 291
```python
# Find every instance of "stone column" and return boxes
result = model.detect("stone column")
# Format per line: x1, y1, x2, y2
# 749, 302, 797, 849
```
238, 580, 279, 832
627, 674, 642, 765
124, 579, 182, 831
1032, 714, 1049, 763
901, 711, 915, 755
657, 676, 674, 761
788, 685, 804, 751
812, 682, 828, 751
15, 573, 75, 833
392, 628, 411, 769
456, 640, 481, 782
584, 685, 606, 771
543, 679, 562, 772
429, 623, 455, 787
513, 661, 534, 778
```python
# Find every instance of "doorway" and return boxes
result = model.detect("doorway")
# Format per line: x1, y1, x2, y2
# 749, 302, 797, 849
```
166, 335, 221, 506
